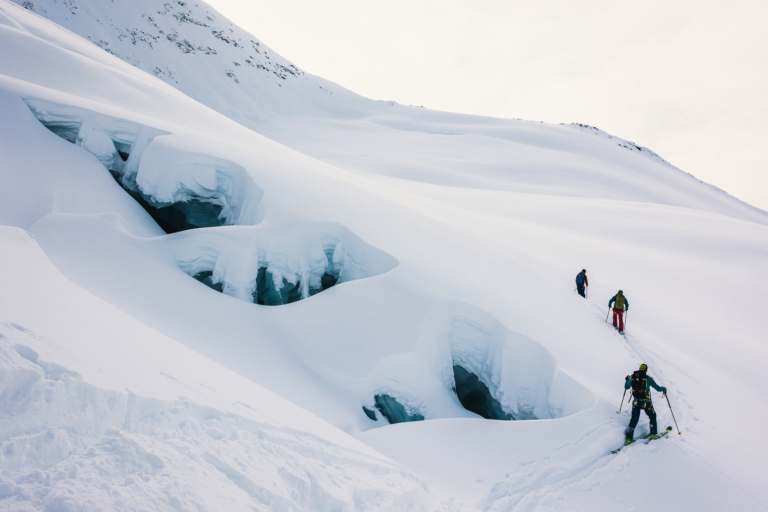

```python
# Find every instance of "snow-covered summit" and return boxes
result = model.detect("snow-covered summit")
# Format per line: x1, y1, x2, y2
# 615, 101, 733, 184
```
12, 0, 363, 124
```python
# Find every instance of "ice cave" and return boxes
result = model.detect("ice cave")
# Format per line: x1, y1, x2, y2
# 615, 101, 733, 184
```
452, 365, 513, 420
363, 302, 595, 424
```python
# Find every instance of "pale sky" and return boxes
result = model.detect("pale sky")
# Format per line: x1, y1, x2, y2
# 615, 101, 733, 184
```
207, 0, 768, 211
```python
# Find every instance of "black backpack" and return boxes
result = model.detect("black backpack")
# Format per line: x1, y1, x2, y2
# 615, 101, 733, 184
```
631, 370, 649, 400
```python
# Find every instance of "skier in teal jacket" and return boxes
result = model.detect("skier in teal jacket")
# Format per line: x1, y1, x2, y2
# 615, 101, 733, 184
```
624, 363, 667, 444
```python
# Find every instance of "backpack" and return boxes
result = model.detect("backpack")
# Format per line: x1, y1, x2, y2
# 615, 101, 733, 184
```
631, 370, 649, 400
576, 273, 585, 284
614, 294, 626, 309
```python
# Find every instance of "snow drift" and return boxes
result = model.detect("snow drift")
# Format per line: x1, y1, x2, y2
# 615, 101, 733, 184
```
0, 228, 452, 511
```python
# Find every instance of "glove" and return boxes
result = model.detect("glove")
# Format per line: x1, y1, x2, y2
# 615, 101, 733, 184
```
662, 387, 667, 393
625, 376, 630, 381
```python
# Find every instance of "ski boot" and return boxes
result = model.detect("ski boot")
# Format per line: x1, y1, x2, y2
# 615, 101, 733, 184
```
624, 426, 635, 445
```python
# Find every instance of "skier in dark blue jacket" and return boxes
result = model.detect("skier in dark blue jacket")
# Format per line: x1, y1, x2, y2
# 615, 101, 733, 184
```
624, 363, 667, 444
575, 269, 588, 298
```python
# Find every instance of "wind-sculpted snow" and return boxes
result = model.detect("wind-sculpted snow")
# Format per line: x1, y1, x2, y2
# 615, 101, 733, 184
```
133, 137, 264, 232
363, 301, 595, 424
25, 98, 264, 232
23, 98, 167, 174
173, 223, 398, 305
0, 325, 457, 512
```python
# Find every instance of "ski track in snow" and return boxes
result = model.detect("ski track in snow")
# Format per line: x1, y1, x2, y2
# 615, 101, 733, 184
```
476, 299, 695, 511
495, 297, 768, 512
481, 420, 619, 511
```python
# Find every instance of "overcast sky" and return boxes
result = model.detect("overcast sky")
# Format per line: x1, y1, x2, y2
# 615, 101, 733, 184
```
207, 0, 768, 211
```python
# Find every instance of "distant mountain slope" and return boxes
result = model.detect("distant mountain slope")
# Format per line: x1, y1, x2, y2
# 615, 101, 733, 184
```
12, 0, 360, 123
12, 0, 767, 225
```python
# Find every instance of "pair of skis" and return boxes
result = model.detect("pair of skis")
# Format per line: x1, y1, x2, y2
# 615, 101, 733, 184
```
611, 426, 672, 454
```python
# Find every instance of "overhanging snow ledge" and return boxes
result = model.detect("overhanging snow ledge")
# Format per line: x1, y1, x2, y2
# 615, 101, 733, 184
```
24, 98, 264, 233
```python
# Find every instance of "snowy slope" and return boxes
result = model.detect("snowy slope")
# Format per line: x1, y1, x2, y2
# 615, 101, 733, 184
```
10, 0, 366, 123
0, 228, 452, 511
1, 1, 768, 511
11, 0, 768, 224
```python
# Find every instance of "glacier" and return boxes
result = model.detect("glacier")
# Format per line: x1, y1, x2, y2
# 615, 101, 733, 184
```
1, 0, 767, 510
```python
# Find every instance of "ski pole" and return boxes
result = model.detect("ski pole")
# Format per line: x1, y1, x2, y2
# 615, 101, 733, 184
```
605, 309, 610, 322
665, 392, 681, 435
617, 388, 627, 413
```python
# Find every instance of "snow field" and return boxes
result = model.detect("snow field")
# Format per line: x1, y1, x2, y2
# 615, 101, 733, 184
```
0, 228, 458, 511
1, 0, 767, 510
0, 330, 448, 512
27, 157, 766, 510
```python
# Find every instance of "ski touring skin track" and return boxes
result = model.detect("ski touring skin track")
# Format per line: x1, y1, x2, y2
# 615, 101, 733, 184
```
611, 426, 673, 454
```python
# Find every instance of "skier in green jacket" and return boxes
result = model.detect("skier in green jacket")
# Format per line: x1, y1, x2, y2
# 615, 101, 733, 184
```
609, 290, 629, 334
624, 363, 667, 444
